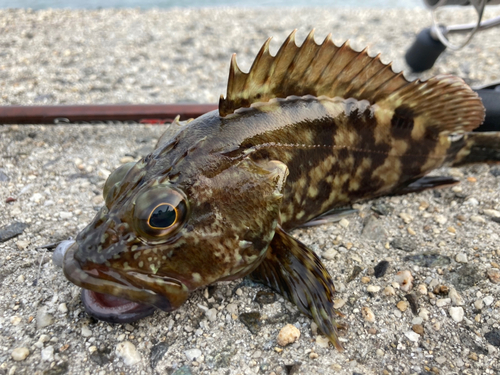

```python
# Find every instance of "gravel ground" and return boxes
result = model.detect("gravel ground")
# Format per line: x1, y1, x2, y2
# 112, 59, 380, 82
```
0, 7, 500, 375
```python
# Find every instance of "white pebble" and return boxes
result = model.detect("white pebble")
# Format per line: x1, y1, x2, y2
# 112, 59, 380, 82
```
399, 212, 413, 223
11, 348, 29, 361
483, 209, 500, 218
38, 334, 50, 343
41, 346, 54, 362
81, 326, 92, 337
36, 307, 53, 329
383, 286, 395, 296
321, 248, 338, 260
115, 341, 141, 366
474, 299, 484, 310
366, 285, 381, 293
436, 298, 451, 307
434, 214, 447, 225
470, 215, 486, 223
315, 335, 330, 348
59, 211, 73, 219
394, 270, 413, 292
16, 275, 25, 283
184, 348, 202, 361
483, 296, 494, 306
58, 303, 68, 313
339, 218, 349, 228
277, 324, 300, 346
465, 197, 479, 206
205, 308, 217, 322
412, 317, 423, 325
30, 193, 44, 203
419, 308, 430, 320
362, 307, 375, 322
449, 288, 464, 306
449, 306, 464, 322
226, 303, 238, 314
417, 284, 427, 295
404, 330, 420, 342
455, 253, 467, 263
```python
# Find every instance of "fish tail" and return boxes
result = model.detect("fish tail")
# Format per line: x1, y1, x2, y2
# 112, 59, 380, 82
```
452, 132, 500, 166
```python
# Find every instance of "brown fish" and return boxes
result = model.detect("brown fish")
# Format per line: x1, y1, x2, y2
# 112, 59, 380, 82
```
61, 30, 499, 351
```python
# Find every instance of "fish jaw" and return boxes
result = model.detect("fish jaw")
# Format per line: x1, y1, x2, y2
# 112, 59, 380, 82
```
63, 241, 190, 322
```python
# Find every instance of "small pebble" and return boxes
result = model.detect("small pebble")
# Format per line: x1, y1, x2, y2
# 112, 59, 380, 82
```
366, 285, 381, 293
58, 303, 68, 313
277, 324, 300, 346
394, 270, 413, 292
433, 285, 449, 295
383, 286, 395, 296
404, 330, 420, 342
483, 296, 494, 306
397, 301, 408, 312
309, 352, 319, 359
374, 260, 390, 278
376, 349, 384, 356
449, 288, 464, 306
315, 335, 330, 348
468, 352, 478, 361
474, 299, 484, 310
399, 212, 412, 223
419, 308, 430, 320
206, 308, 217, 322
322, 248, 338, 260
36, 307, 54, 329
81, 326, 92, 337
59, 211, 73, 219
361, 276, 371, 284
333, 298, 346, 309
412, 324, 424, 335
11, 347, 29, 361
465, 197, 479, 206
434, 214, 447, 225
455, 253, 467, 263
362, 306, 375, 322
417, 284, 427, 295
486, 269, 500, 284
470, 215, 486, 223
483, 209, 500, 218
17, 275, 25, 283
184, 348, 202, 361
115, 341, 141, 366
436, 298, 451, 307
449, 306, 464, 322
41, 346, 54, 362
339, 218, 349, 228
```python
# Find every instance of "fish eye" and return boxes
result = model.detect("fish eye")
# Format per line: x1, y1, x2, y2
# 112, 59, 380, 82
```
148, 203, 177, 229
133, 186, 188, 239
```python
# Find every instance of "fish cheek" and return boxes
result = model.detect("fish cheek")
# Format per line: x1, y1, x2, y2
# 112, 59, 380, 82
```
186, 157, 289, 282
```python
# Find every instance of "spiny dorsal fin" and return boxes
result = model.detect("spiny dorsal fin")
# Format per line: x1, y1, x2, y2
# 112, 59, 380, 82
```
218, 30, 484, 133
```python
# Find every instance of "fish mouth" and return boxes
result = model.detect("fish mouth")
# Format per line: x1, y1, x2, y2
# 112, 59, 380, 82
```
62, 243, 189, 323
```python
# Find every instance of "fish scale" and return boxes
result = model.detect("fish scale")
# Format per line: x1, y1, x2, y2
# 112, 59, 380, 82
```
61, 30, 498, 350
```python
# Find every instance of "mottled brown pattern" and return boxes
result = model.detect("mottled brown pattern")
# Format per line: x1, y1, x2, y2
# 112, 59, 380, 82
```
62, 31, 494, 351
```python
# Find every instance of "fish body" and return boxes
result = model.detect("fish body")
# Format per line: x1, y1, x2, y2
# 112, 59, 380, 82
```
62, 30, 497, 350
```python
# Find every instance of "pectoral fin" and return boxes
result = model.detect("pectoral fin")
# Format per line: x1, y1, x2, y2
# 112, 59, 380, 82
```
250, 226, 345, 351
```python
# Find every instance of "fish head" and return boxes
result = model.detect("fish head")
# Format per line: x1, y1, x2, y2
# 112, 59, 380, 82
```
63, 155, 288, 322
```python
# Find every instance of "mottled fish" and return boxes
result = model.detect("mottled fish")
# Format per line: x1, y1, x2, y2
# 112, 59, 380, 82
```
62, 30, 500, 350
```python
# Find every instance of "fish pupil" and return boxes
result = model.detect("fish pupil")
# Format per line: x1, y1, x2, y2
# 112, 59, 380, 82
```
150, 204, 176, 228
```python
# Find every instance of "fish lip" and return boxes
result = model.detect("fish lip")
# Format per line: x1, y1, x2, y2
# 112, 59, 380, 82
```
62, 243, 187, 320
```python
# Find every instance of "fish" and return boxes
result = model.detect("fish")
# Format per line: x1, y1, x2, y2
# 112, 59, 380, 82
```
61, 30, 500, 351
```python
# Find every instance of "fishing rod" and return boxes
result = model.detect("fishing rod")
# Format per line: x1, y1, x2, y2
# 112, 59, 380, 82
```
0, 103, 217, 125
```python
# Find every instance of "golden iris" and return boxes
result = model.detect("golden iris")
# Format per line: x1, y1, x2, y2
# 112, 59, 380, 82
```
133, 186, 187, 239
